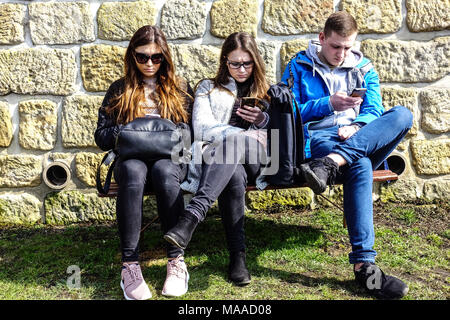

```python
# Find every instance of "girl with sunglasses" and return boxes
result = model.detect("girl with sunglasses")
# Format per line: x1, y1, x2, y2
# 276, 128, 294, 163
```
95, 25, 193, 300
164, 32, 270, 286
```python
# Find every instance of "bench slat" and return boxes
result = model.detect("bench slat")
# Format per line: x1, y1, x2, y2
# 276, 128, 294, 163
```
98, 169, 398, 198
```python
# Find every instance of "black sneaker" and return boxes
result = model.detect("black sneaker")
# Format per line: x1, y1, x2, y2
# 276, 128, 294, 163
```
300, 157, 339, 194
354, 262, 409, 299
164, 213, 199, 250
228, 251, 251, 286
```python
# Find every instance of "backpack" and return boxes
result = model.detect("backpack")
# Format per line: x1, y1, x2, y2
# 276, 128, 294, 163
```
264, 62, 306, 186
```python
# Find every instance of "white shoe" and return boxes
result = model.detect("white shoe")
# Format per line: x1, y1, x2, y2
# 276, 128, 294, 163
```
120, 263, 152, 300
162, 255, 189, 297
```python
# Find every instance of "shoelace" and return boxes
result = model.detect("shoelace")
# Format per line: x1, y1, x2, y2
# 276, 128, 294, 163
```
310, 158, 339, 186
167, 256, 186, 279
323, 160, 339, 186
123, 264, 142, 284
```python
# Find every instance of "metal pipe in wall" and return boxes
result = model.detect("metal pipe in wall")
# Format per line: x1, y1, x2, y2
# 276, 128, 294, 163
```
377, 153, 407, 176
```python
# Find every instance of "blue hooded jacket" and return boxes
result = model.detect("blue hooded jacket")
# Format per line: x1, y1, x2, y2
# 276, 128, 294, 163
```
281, 46, 384, 159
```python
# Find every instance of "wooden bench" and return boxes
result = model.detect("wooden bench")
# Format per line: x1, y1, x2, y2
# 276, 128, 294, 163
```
98, 169, 398, 228
98, 169, 398, 198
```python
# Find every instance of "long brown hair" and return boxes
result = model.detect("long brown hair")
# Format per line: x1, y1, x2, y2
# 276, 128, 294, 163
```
107, 25, 190, 124
210, 32, 269, 101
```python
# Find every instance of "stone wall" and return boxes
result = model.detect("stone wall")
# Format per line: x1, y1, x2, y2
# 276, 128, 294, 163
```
0, 0, 449, 225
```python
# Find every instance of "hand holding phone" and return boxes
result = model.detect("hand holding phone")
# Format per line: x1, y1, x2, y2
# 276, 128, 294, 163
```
351, 88, 367, 98
238, 97, 265, 124
241, 97, 262, 108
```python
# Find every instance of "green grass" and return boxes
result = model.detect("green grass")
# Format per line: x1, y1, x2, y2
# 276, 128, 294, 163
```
0, 202, 448, 300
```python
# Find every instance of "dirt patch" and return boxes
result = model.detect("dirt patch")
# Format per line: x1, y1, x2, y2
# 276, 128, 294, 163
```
373, 202, 450, 237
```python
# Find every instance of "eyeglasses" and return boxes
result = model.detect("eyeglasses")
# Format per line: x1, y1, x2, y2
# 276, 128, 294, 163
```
227, 60, 254, 69
134, 52, 164, 65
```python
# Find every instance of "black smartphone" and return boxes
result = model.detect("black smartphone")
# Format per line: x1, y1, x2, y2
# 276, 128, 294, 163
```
241, 97, 265, 111
351, 88, 367, 98
241, 97, 259, 106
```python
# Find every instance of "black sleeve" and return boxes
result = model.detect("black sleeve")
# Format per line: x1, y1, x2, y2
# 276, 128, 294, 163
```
94, 79, 124, 151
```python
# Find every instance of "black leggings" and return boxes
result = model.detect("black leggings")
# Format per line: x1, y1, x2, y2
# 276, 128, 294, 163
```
114, 158, 187, 262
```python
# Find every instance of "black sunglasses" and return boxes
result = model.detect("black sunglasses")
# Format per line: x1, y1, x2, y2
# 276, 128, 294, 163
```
134, 52, 164, 65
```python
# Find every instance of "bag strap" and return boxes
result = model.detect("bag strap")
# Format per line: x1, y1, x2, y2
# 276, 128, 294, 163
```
288, 59, 302, 116
96, 150, 118, 195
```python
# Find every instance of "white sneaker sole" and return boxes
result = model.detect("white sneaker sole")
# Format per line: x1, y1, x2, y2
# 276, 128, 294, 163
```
120, 280, 152, 300
161, 272, 190, 297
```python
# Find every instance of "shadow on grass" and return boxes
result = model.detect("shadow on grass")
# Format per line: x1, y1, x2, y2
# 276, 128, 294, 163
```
0, 213, 362, 299
139, 214, 363, 299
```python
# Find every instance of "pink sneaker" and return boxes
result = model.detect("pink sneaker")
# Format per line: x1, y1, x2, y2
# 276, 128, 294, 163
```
120, 263, 152, 300
162, 255, 189, 297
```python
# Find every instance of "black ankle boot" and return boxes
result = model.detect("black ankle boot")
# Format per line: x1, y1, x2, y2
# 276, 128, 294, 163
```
228, 251, 251, 286
300, 157, 339, 194
164, 213, 199, 250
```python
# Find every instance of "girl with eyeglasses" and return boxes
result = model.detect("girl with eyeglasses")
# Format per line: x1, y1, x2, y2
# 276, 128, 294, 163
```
164, 32, 270, 286
94, 25, 193, 300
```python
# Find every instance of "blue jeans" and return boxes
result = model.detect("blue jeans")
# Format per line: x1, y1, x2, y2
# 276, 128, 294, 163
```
309, 106, 413, 264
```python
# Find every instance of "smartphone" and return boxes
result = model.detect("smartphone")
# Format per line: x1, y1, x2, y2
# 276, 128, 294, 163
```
241, 97, 266, 111
351, 88, 367, 98
241, 97, 259, 107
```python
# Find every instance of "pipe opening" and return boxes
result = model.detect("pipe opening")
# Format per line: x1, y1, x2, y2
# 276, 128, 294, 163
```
376, 154, 406, 176
43, 161, 71, 189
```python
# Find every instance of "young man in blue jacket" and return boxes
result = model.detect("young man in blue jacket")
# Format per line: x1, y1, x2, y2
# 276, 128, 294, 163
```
282, 11, 412, 299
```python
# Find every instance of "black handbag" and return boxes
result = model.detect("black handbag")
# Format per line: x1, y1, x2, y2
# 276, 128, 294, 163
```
116, 117, 189, 161
96, 117, 190, 195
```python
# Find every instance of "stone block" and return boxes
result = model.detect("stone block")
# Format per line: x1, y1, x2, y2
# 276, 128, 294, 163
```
0, 102, 13, 148
257, 40, 278, 84
210, 0, 259, 38
29, 1, 95, 45
62, 95, 104, 148
0, 3, 26, 44
410, 139, 450, 175
169, 44, 221, 87
406, 0, 450, 32
381, 87, 419, 136
0, 155, 42, 188
44, 191, 116, 225
360, 37, 450, 83
0, 193, 42, 225
262, 0, 334, 35
423, 179, 450, 202
0, 48, 77, 96
97, 0, 158, 41
246, 187, 313, 211
380, 179, 421, 203
341, 0, 402, 33
75, 152, 110, 187
81, 45, 126, 92
161, 0, 207, 40
280, 39, 310, 74
19, 100, 57, 151
420, 88, 450, 134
